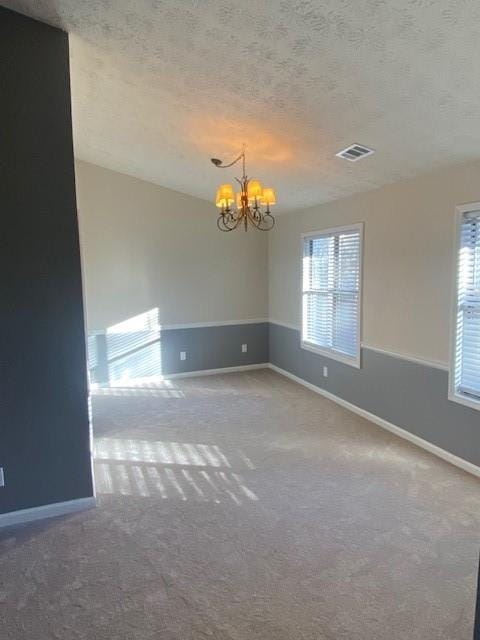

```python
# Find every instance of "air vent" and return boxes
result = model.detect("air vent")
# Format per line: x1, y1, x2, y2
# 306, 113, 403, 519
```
336, 144, 375, 162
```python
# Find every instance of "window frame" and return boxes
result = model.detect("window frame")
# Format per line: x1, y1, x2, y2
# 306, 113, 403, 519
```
449, 203, 480, 412
300, 223, 364, 368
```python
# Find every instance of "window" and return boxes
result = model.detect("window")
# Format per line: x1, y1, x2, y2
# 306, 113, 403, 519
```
301, 224, 363, 367
450, 205, 480, 410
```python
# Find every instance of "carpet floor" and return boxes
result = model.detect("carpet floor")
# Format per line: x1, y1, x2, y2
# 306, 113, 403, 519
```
1, 369, 479, 639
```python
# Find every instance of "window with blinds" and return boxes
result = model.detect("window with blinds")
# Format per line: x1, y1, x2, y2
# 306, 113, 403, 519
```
301, 224, 362, 367
451, 209, 480, 406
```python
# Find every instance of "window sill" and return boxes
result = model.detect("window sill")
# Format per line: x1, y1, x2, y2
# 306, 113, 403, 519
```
301, 340, 361, 369
448, 390, 480, 412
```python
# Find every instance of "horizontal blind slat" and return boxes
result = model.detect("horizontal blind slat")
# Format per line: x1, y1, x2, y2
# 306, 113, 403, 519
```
454, 213, 480, 399
303, 229, 361, 360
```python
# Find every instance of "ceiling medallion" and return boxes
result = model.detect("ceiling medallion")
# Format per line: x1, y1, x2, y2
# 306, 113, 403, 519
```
210, 145, 276, 232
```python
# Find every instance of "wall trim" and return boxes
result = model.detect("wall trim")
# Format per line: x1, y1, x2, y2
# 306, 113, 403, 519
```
268, 321, 449, 372
269, 319, 301, 331
90, 319, 269, 334
97, 364, 270, 390
0, 496, 96, 530
268, 363, 480, 479
448, 388, 480, 413
161, 363, 268, 379
361, 344, 449, 371
5, 360, 477, 530
162, 319, 268, 330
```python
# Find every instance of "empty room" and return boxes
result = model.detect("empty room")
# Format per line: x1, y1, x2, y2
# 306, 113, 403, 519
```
1, 1, 479, 639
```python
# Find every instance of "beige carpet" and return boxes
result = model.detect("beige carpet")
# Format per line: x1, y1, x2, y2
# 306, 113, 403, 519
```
1, 369, 479, 639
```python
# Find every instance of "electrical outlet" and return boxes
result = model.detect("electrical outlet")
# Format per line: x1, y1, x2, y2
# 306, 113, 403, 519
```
241, 343, 248, 353
323, 366, 328, 378
180, 351, 187, 361
0, 467, 5, 488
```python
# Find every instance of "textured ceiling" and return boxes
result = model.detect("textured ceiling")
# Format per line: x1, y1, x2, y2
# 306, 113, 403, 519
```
5, 0, 480, 211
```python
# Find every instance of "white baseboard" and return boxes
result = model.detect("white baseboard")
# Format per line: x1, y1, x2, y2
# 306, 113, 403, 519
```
161, 363, 269, 380
268, 363, 480, 479
0, 496, 96, 530
99, 364, 270, 390
4, 362, 477, 531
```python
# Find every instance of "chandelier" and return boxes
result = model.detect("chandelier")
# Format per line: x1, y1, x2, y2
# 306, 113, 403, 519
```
211, 145, 276, 232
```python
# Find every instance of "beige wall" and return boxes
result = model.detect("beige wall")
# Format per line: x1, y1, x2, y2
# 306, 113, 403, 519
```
269, 160, 480, 366
77, 157, 480, 364
76, 161, 268, 331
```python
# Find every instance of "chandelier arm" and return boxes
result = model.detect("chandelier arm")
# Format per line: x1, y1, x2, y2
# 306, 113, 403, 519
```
246, 207, 261, 227
227, 213, 240, 227
218, 215, 236, 232
260, 212, 275, 230
251, 205, 262, 223
247, 206, 275, 231
232, 215, 243, 230
212, 144, 247, 174
217, 216, 229, 232
218, 209, 244, 231
212, 150, 244, 169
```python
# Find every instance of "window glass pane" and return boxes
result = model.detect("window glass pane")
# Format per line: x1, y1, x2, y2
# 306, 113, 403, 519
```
454, 213, 480, 399
302, 227, 361, 362
303, 292, 334, 348
306, 235, 335, 291
337, 233, 360, 292
333, 293, 358, 356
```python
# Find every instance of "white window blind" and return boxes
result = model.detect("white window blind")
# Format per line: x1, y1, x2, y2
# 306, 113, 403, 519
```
302, 225, 362, 366
453, 210, 480, 401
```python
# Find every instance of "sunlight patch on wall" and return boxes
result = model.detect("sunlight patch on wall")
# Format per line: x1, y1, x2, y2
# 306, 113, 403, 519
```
106, 308, 160, 358
108, 342, 163, 385
89, 308, 166, 386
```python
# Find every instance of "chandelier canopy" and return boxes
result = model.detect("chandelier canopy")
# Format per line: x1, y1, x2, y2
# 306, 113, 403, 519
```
211, 146, 276, 232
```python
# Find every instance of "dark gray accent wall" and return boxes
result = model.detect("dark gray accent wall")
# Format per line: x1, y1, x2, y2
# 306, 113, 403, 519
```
269, 323, 480, 467
475, 560, 480, 640
88, 323, 269, 384
0, 8, 93, 514
475, 559, 480, 640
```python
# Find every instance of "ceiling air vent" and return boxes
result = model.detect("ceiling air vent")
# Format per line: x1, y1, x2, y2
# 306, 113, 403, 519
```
336, 144, 375, 162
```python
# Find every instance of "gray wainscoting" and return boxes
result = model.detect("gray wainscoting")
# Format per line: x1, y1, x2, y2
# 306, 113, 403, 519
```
87, 319, 479, 468
88, 322, 269, 384
269, 323, 480, 468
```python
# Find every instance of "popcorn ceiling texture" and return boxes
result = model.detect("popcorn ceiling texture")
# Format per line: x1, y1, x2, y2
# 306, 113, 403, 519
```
5, 0, 480, 210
